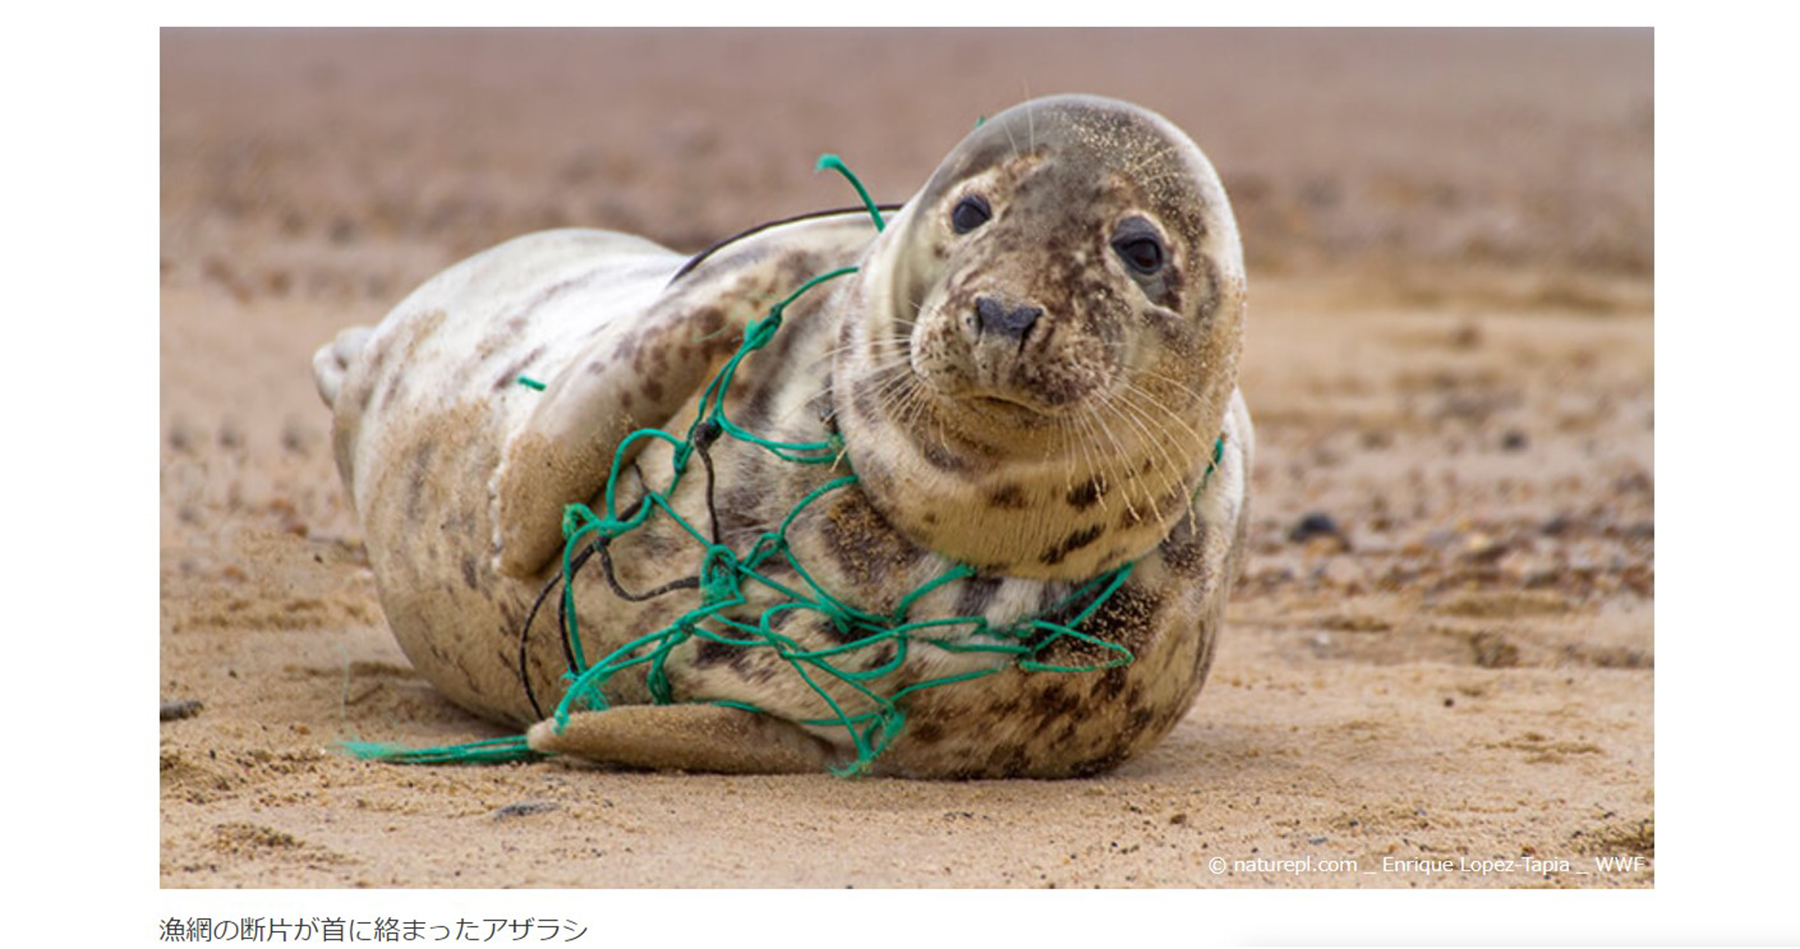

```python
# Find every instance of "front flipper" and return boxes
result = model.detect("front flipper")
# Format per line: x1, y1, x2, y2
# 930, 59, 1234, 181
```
492, 292, 744, 577
526, 705, 840, 774
490, 211, 881, 578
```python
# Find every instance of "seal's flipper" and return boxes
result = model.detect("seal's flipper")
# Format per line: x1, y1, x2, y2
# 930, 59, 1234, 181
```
525, 705, 838, 774
491, 295, 739, 577
490, 212, 882, 579
312, 325, 372, 409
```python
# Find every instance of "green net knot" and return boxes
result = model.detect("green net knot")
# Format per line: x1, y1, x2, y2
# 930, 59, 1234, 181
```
562, 502, 618, 542
745, 311, 783, 348
698, 544, 743, 609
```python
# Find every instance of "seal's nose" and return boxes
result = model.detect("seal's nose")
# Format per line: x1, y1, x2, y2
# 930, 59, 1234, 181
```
974, 296, 1043, 342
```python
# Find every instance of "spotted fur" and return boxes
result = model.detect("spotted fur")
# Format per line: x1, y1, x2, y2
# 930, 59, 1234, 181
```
314, 95, 1254, 778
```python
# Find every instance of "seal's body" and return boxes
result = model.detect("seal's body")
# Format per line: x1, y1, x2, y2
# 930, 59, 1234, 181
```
315, 95, 1254, 777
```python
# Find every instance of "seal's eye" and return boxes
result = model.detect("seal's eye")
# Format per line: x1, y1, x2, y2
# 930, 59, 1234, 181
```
952, 195, 992, 234
1113, 235, 1165, 275
1111, 217, 1168, 276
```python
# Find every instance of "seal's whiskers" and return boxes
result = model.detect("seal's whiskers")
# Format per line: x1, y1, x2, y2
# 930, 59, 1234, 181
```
1085, 399, 1146, 525
1108, 385, 1195, 500
1094, 397, 1183, 520
1113, 384, 1213, 532
1117, 381, 1209, 451
1067, 407, 1116, 518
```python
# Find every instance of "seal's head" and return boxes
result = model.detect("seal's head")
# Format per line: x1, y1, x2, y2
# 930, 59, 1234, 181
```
835, 94, 1247, 580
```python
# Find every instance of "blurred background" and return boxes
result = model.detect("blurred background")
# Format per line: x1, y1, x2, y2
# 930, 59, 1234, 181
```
161, 29, 1651, 309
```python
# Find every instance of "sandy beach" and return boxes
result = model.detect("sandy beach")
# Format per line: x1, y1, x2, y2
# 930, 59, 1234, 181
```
160, 28, 1652, 888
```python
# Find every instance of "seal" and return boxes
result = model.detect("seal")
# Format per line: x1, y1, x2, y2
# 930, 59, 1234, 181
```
314, 94, 1254, 778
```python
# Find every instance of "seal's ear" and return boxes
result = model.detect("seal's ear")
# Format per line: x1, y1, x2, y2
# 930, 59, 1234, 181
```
489, 211, 881, 578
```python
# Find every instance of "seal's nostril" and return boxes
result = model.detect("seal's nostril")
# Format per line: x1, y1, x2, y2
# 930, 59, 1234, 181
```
974, 297, 1043, 340
975, 297, 1005, 332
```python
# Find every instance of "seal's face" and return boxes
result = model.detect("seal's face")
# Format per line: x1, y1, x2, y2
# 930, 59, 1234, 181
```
907, 129, 1206, 420
838, 95, 1246, 578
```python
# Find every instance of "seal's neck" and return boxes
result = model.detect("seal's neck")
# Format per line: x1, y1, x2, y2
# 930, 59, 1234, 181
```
833, 360, 1223, 581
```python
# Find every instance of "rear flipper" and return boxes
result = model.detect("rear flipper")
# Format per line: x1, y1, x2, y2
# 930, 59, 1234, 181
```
526, 705, 840, 774
312, 325, 373, 408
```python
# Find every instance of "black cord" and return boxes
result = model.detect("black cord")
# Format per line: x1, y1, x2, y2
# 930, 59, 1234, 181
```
513, 442, 728, 717
516, 570, 564, 720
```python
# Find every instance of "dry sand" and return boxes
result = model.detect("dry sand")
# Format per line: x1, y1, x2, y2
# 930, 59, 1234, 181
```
160, 28, 1652, 888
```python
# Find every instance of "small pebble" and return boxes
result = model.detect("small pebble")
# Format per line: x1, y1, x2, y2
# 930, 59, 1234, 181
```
280, 418, 312, 456
1288, 512, 1341, 543
492, 801, 559, 819
219, 418, 245, 450
1500, 429, 1529, 451
1462, 532, 1508, 562
168, 418, 198, 453
161, 698, 204, 721
1451, 322, 1484, 349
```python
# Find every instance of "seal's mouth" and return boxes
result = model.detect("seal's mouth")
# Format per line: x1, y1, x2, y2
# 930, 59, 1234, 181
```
967, 391, 1054, 422
919, 373, 1081, 426
902, 289, 1119, 425
915, 326, 1110, 406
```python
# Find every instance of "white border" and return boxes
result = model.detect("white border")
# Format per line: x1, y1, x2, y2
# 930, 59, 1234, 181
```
20, 4, 1797, 945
